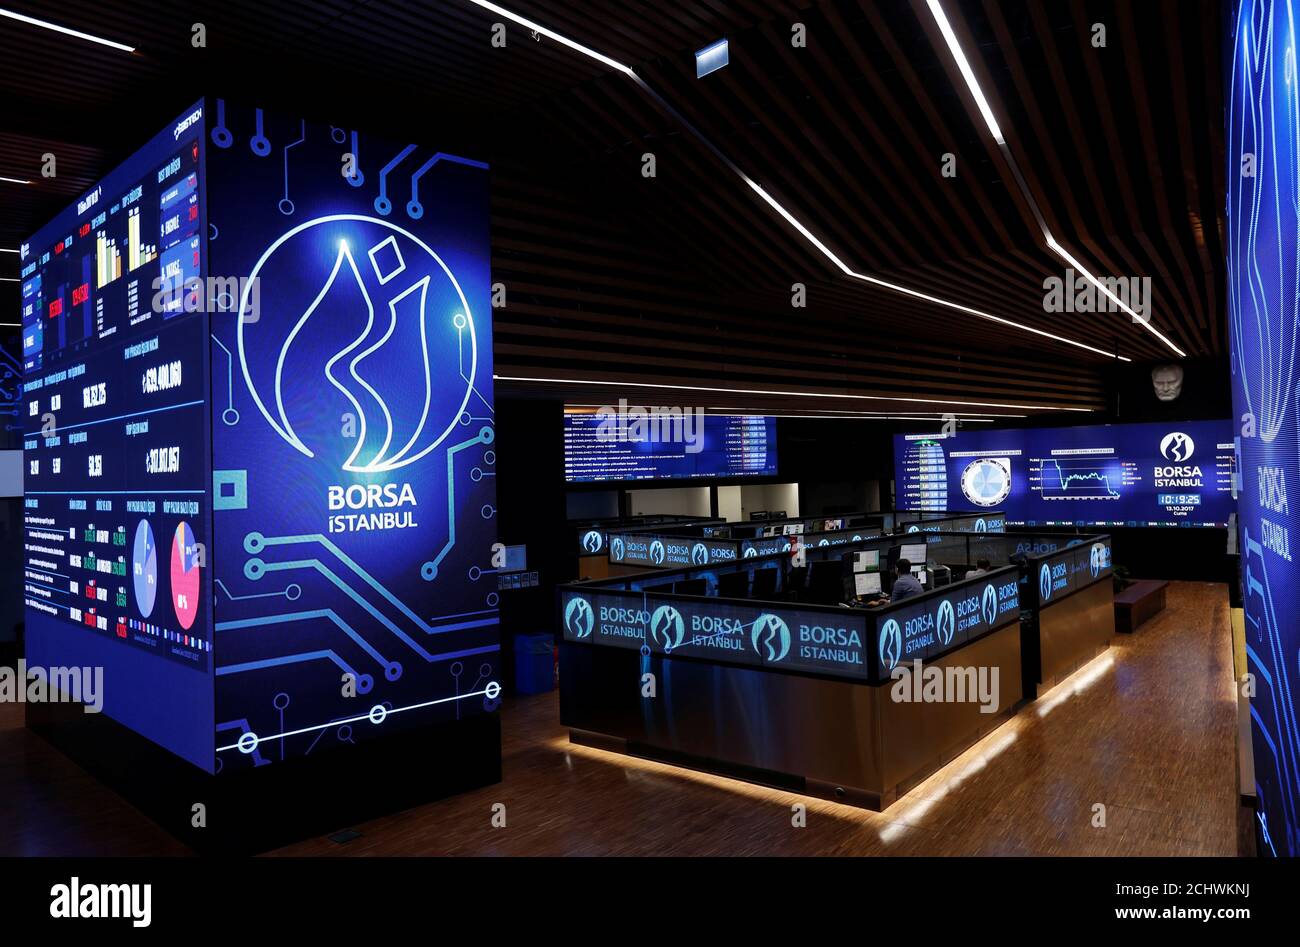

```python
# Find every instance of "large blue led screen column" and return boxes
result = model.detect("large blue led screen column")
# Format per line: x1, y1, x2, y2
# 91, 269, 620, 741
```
1228, 0, 1300, 857
20, 102, 214, 770
205, 100, 499, 772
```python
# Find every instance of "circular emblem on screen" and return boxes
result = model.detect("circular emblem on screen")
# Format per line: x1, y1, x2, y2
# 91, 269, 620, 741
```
960, 457, 1012, 507
879, 619, 902, 672
1039, 562, 1053, 601
981, 583, 999, 625
1159, 431, 1194, 462
236, 214, 477, 473
690, 542, 709, 565
564, 597, 594, 638
649, 605, 684, 651
974, 517, 987, 533
649, 540, 666, 565
936, 599, 955, 646
132, 519, 158, 619
582, 530, 603, 553
751, 613, 791, 662
743, 546, 758, 558
610, 536, 625, 561
1090, 542, 1107, 578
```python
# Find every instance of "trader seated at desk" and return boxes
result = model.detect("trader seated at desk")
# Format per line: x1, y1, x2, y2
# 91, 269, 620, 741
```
966, 557, 992, 578
890, 558, 924, 602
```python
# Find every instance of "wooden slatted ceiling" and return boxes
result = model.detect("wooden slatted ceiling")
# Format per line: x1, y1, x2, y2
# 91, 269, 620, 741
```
0, 0, 1225, 414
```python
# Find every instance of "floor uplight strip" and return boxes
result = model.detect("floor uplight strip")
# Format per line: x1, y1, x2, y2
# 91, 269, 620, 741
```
462, 0, 1128, 362
924, 0, 1185, 358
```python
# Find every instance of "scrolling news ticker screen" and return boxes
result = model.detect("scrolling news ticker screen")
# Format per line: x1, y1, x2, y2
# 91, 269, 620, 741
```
894, 419, 1234, 527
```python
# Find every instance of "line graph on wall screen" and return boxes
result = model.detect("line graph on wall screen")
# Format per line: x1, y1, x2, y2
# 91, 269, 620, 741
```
1036, 458, 1122, 500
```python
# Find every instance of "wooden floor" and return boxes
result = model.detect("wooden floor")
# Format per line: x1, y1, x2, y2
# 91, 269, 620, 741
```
0, 581, 1243, 856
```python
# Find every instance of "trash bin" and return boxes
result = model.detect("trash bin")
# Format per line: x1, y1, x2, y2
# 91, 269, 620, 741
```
514, 633, 555, 694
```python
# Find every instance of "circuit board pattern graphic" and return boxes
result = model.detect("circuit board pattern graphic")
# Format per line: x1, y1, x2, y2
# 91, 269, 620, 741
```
1227, 0, 1300, 857
205, 101, 498, 771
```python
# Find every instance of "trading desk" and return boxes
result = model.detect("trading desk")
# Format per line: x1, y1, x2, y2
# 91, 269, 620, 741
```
558, 557, 1023, 810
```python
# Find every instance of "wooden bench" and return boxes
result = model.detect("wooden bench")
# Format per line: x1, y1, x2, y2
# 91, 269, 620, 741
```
1114, 580, 1168, 633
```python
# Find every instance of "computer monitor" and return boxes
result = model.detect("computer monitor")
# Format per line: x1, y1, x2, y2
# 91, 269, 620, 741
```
901, 542, 928, 565
853, 549, 880, 571
673, 579, 708, 596
751, 568, 779, 599
500, 544, 527, 573
782, 523, 804, 536
806, 560, 844, 605
717, 571, 750, 599
854, 571, 882, 596
749, 511, 769, 520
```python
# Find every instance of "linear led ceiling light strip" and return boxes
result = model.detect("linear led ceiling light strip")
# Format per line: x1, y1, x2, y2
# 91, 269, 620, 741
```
464, 0, 1130, 364
924, 0, 1185, 358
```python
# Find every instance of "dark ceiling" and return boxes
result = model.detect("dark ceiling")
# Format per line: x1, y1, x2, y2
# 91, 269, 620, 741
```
0, 0, 1227, 418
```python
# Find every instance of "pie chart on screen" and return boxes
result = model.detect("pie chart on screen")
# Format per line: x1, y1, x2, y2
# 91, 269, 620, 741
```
170, 521, 201, 630
132, 519, 157, 618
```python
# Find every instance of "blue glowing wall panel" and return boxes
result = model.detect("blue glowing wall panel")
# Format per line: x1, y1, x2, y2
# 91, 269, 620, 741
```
894, 420, 1235, 527
20, 102, 215, 770
1227, 0, 1300, 857
204, 101, 499, 772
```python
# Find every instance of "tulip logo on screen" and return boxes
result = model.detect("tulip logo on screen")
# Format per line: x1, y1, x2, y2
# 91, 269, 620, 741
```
1090, 543, 1108, 578
690, 542, 709, 565
936, 599, 955, 646
564, 596, 594, 639
879, 619, 902, 672
907, 525, 920, 533
743, 546, 758, 558
1159, 431, 1194, 462
750, 613, 791, 662
610, 536, 625, 561
649, 605, 685, 651
981, 583, 999, 625
582, 530, 603, 553
236, 215, 477, 473
1039, 563, 1053, 601
974, 517, 987, 533
649, 540, 666, 565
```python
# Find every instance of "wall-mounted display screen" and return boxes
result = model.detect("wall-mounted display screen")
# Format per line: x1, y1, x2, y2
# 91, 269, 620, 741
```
894, 419, 1235, 527
21, 101, 214, 769
563, 410, 777, 483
